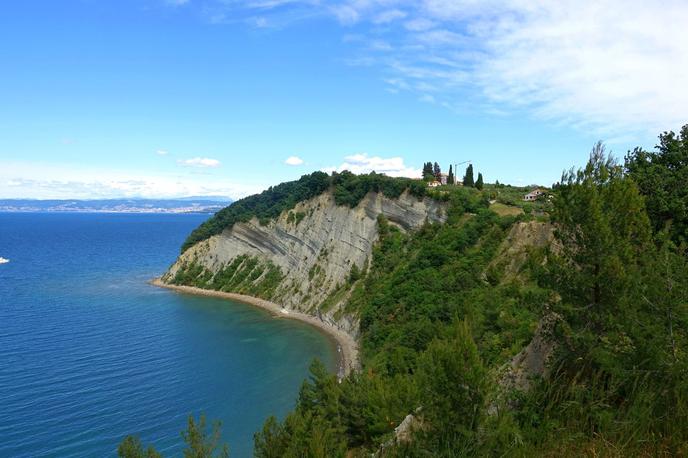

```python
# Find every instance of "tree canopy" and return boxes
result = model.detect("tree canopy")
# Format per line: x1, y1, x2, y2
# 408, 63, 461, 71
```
625, 124, 688, 245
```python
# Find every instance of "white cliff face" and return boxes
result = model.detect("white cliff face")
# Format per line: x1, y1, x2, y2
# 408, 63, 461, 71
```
163, 190, 447, 336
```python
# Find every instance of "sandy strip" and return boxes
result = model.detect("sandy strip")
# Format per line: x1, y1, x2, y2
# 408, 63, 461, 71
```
150, 278, 359, 379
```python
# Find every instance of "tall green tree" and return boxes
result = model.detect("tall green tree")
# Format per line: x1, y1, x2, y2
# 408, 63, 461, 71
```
551, 142, 651, 327
433, 162, 441, 179
463, 164, 474, 187
625, 124, 688, 245
416, 321, 486, 447
447, 165, 454, 185
422, 162, 434, 181
475, 173, 484, 190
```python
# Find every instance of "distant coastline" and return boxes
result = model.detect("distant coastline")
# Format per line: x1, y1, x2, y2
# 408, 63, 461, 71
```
150, 278, 359, 379
0, 209, 218, 214
0, 197, 232, 214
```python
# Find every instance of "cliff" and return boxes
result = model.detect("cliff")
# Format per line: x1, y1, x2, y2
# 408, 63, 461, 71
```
160, 190, 448, 340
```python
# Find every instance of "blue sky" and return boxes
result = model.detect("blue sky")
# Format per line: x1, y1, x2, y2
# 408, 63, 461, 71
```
1, 0, 686, 199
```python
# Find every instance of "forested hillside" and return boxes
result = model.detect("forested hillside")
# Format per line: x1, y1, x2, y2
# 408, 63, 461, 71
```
253, 127, 688, 456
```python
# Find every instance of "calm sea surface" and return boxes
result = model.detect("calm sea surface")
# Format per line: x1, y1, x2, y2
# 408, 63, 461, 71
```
0, 213, 336, 457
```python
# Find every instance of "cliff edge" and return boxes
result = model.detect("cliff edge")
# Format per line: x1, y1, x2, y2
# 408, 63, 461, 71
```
159, 189, 448, 371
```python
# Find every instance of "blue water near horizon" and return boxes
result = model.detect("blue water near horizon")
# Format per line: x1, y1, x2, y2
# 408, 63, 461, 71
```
0, 212, 336, 457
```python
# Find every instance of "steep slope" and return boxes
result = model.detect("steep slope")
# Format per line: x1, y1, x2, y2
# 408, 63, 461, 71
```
161, 190, 448, 338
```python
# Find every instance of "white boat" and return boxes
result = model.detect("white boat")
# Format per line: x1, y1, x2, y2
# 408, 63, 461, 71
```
0, 257, 9, 264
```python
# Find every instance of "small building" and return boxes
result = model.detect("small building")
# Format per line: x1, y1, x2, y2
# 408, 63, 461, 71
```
439, 173, 449, 185
523, 189, 545, 201
428, 180, 442, 188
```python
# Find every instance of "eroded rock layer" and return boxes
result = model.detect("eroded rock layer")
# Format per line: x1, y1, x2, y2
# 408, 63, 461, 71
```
162, 190, 447, 337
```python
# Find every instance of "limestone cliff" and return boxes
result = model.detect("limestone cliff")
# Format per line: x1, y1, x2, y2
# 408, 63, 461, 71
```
161, 190, 447, 337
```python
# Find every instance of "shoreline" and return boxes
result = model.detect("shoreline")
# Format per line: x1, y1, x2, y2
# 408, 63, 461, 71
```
150, 278, 359, 379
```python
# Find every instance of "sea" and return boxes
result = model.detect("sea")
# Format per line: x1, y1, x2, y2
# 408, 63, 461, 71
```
0, 212, 336, 457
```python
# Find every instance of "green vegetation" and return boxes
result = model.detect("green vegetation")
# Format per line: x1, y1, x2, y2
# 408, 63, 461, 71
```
463, 163, 474, 187
625, 125, 688, 245
118, 414, 228, 458
488, 202, 523, 217
181, 171, 427, 253
171, 255, 284, 300
475, 172, 484, 190
254, 127, 688, 456
330, 170, 426, 208
253, 185, 549, 456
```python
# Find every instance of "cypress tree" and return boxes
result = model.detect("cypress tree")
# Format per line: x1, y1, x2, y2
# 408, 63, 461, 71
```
463, 164, 474, 187
422, 162, 435, 181
475, 173, 484, 190
447, 165, 454, 185
433, 162, 441, 178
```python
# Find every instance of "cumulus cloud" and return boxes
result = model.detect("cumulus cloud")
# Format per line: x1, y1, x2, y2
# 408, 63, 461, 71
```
324, 153, 421, 178
284, 155, 304, 166
177, 157, 221, 168
223, 0, 688, 138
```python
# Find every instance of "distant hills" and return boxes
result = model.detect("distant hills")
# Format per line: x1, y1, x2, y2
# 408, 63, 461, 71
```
0, 197, 232, 214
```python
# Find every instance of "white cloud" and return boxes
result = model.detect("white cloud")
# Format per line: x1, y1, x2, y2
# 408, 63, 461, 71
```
324, 153, 421, 178
373, 9, 406, 24
0, 162, 262, 200
156, 150, 169, 156
177, 157, 221, 168
166, 0, 189, 6
284, 155, 304, 166
227, 0, 688, 138
330, 5, 360, 25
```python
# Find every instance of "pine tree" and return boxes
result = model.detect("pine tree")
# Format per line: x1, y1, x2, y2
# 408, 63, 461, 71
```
475, 173, 484, 190
447, 165, 454, 185
181, 414, 229, 458
551, 142, 652, 334
463, 164, 474, 187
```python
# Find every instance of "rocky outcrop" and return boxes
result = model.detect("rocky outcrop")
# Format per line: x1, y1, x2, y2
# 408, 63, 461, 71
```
162, 190, 447, 338
486, 221, 554, 283
498, 312, 562, 393
376, 409, 424, 456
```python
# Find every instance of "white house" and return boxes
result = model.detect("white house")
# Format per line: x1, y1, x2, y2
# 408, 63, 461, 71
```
523, 189, 545, 201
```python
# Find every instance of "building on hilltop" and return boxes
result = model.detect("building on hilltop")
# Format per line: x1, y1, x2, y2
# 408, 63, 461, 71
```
523, 188, 545, 201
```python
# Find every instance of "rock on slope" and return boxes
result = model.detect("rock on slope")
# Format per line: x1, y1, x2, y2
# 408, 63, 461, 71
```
162, 190, 447, 337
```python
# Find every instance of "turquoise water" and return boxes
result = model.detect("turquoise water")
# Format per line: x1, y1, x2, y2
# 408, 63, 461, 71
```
0, 213, 336, 457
